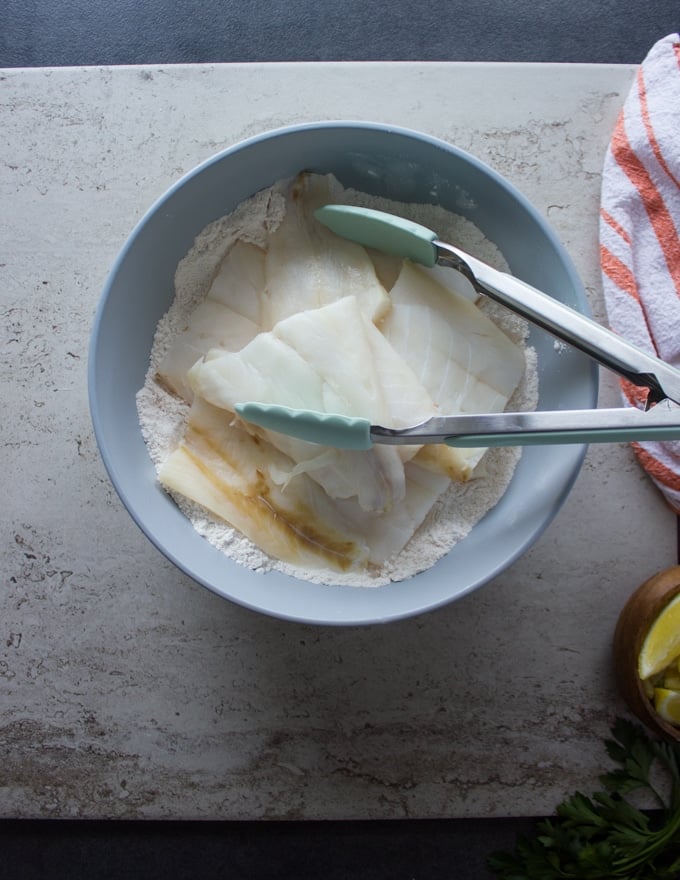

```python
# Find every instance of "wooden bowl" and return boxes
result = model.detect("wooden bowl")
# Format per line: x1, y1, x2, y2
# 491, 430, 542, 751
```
614, 565, 680, 742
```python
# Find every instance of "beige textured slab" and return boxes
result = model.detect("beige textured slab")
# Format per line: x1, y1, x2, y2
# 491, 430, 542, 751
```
2, 62, 675, 820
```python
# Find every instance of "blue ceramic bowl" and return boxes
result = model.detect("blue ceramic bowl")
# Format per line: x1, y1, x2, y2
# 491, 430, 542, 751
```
89, 121, 596, 625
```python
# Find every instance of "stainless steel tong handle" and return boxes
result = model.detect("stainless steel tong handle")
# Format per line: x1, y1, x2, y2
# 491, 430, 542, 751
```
372, 399, 680, 447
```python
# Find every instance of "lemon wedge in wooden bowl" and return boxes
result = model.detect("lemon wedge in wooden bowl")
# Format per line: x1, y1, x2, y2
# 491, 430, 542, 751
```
614, 566, 680, 742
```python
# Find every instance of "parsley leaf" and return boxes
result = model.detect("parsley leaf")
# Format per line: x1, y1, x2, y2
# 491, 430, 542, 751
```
488, 719, 680, 879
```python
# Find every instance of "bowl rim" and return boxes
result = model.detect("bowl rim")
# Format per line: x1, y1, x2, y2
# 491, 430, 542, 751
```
88, 120, 597, 625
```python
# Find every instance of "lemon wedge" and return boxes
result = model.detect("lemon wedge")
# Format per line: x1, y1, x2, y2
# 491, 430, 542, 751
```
638, 593, 680, 680
663, 667, 680, 690
653, 688, 680, 725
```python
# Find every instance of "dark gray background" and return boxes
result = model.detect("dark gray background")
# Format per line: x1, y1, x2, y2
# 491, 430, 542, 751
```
1, 2, 677, 879
1, 0, 678, 67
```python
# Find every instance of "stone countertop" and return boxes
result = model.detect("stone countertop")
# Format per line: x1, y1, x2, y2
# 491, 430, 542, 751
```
2, 62, 676, 821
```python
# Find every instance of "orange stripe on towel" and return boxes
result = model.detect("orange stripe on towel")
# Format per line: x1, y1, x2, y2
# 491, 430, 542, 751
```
632, 442, 680, 496
637, 67, 680, 190
601, 207, 632, 245
611, 117, 680, 297
621, 378, 654, 409
600, 244, 639, 300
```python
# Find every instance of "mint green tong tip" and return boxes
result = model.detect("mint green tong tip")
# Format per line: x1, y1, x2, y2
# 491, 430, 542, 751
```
314, 205, 439, 268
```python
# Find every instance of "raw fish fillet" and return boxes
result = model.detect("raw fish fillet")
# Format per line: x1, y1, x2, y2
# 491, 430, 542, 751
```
381, 261, 525, 477
188, 296, 438, 512
156, 302, 259, 401
263, 174, 390, 327
156, 241, 265, 401
334, 461, 451, 565
384, 261, 524, 411
159, 400, 449, 570
207, 240, 266, 325
158, 399, 370, 572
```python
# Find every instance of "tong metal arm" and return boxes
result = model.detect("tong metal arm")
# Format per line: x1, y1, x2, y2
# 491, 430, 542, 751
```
435, 241, 680, 408
371, 399, 680, 447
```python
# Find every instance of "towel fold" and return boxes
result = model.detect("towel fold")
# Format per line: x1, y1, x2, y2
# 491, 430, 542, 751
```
600, 33, 680, 512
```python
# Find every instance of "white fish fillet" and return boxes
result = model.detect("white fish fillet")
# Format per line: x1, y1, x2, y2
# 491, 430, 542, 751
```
334, 461, 451, 565
268, 440, 407, 515
271, 296, 436, 429
381, 261, 526, 477
384, 261, 525, 408
159, 400, 448, 570
190, 331, 325, 411
188, 296, 437, 512
263, 173, 390, 327
156, 301, 259, 401
156, 241, 265, 401
158, 399, 370, 572
207, 240, 266, 325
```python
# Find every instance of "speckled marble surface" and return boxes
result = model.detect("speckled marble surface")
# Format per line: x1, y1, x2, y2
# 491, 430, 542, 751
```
1, 62, 677, 821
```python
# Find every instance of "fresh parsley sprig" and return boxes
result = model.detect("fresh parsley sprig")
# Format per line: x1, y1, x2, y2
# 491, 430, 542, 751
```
488, 718, 680, 879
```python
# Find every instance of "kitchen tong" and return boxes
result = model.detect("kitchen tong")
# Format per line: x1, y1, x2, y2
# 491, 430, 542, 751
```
235, 205, 680, 450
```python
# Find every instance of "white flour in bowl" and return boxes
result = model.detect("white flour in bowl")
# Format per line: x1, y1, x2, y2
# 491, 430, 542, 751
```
137, 178, 538, 587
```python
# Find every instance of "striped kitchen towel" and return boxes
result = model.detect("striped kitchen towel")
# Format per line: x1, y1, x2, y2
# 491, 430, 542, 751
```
600, 33, 680, 512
